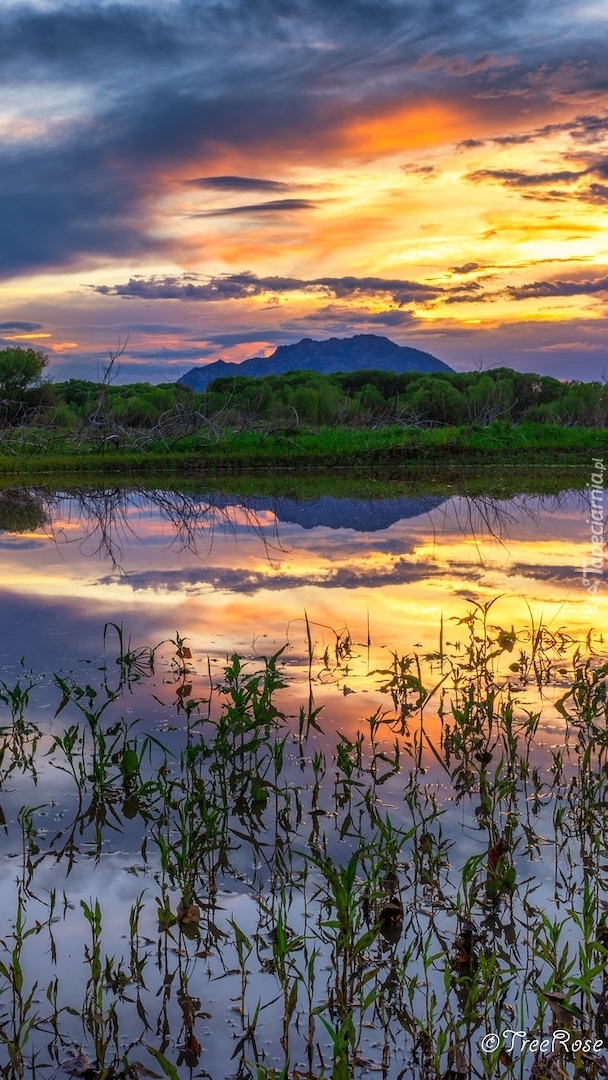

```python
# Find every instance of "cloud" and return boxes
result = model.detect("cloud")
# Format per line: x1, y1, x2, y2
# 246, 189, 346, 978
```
92, 271, 443, 305
463, 159, 608, 206
508, 274, 608, 300
186, 176, 294, 191
0, 5, 182, 76
0, 321, 43, 332
451, 263, 480, 274
414, 51, 518, 77
117, 323, 195, 335
466, 168, 585, 187
191, 198, 317, 217
458, 111, 608, 152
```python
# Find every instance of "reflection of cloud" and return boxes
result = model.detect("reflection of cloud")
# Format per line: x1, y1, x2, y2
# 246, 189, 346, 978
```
97, 557, 464, 596
507, 563, 588, 583
0, 537, 48, 550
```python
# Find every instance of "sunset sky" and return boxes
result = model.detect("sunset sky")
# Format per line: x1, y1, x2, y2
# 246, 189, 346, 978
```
1, 0, 608, 382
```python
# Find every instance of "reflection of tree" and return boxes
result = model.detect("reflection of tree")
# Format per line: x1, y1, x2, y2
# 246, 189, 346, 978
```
27, 485, 289, 571
431, 490, 576, 560
1, 484, 580, 576
0, 487, 47, 533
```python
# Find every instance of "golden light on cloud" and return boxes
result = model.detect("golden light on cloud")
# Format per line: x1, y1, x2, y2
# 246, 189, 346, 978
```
7, 332, 52, 341
340, 101, 478, 158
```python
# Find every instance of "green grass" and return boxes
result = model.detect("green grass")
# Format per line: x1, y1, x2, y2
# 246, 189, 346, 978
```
0, 421, 606, 480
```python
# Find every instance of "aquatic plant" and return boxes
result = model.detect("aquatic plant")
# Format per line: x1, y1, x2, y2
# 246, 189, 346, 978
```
0, 605, 605, 1078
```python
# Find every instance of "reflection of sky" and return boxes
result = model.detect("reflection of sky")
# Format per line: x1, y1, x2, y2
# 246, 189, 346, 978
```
0, 488, 603, 683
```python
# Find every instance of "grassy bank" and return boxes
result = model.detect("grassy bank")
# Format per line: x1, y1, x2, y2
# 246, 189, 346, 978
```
0, 420, 606, 480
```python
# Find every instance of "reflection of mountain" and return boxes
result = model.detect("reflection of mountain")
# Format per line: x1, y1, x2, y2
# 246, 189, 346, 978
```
212, 494, 445, 531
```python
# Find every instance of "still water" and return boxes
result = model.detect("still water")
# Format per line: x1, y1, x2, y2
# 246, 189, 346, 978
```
0, 484, 597, 684
0, 481, 605, 1079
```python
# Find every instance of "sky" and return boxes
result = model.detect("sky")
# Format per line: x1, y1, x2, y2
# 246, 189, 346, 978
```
1, 0, 608, 383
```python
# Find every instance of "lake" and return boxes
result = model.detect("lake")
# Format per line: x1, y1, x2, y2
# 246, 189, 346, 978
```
0, 479, 606, 1079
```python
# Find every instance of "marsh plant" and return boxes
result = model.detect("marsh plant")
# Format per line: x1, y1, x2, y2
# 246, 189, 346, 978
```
0, 605, 607, 1079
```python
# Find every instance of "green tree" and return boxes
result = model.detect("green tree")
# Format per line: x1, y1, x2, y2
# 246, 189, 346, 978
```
0, 346, 49, 399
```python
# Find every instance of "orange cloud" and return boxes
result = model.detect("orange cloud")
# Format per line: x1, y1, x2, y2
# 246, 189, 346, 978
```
48, 341, 79, 352
340, 100, 479, 158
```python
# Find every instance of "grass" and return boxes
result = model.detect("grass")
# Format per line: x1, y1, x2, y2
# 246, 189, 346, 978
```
0, 420, 606, 479
0, 607, 607, 1078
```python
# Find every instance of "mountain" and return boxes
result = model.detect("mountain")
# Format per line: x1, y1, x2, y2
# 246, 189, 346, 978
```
178, 334, 452, 390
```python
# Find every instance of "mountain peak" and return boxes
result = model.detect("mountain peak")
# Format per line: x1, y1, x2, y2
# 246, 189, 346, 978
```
179, 334, 452, 390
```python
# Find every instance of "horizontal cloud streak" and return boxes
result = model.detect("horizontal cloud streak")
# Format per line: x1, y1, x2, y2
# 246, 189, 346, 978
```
191, 198, 318, 216
186, 176, 294, 191
508, 275, 608, 300
92, 272, 472, 309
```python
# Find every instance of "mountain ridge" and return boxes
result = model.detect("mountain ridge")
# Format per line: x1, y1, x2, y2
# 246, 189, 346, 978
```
179, 333, 452, 390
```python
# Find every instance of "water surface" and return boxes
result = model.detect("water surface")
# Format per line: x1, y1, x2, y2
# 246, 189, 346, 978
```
0, 481, 605, 1079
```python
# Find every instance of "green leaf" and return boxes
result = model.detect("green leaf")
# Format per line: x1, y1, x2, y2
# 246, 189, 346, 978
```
146, 1046, 181, 1080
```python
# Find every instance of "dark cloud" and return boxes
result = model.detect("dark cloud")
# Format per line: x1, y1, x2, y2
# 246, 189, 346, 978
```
0, 321, 43, 332
93, 274, 259, 302
466, 168, 584, 187
0, 6, 181, 75
400, 164, 436, 177
463, 158, 608, 207
458, 112, 608, 153
507, 563, 587, 584
443, 283, 487, 304
508, 275, 608, 300
92, 271, 442, 305
126, 346, 216, 362
0, 139, 157, 276
451, 263, 480, 274
118, 323, 195, 335
191, 198, 317, 216
364, 310, 418, 325
198, 328, 300, 348
186, 176, 294, 191
585, 182, 608, 204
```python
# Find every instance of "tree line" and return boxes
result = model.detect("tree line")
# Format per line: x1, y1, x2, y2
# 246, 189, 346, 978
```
1, 346, 607, 436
